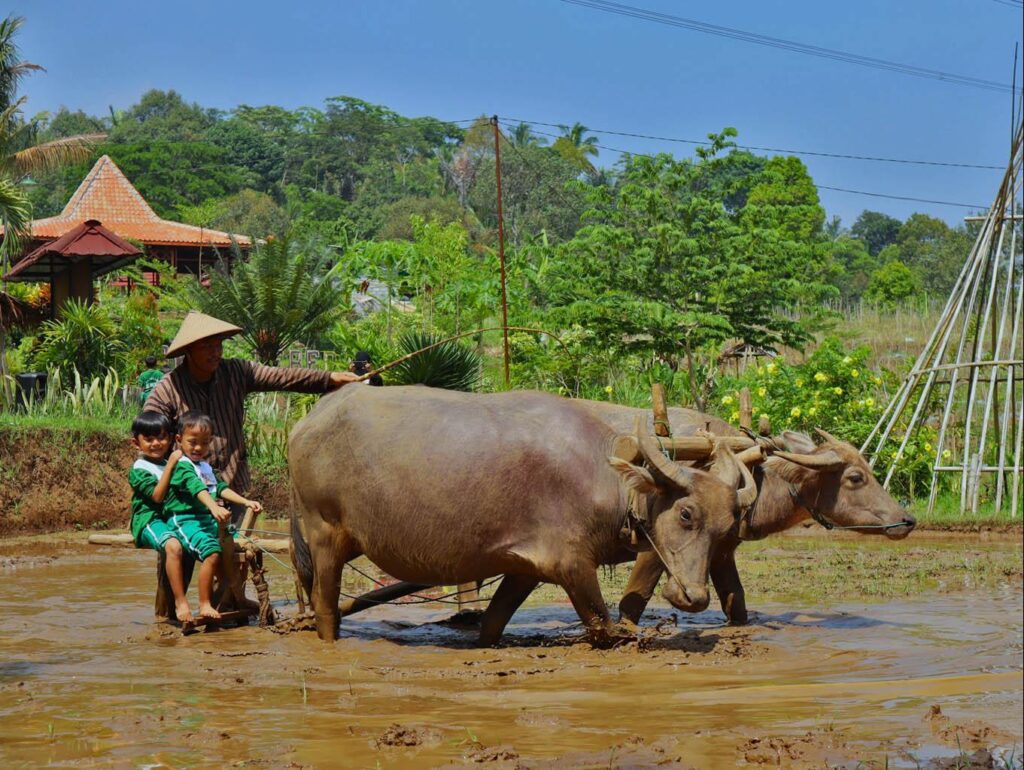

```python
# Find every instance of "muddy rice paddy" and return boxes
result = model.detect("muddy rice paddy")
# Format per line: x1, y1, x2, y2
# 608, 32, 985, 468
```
0, 531, 1021, 769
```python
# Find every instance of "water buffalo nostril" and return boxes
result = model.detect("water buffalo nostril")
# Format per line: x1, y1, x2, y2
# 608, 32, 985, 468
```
903, 517, 917, 527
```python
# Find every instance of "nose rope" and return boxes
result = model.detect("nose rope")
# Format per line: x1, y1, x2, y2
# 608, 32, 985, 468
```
786, 485, 911, 531
634, 521, 694, 604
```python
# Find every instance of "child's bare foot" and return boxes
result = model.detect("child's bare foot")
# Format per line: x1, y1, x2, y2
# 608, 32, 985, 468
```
198, 603, 222, 620
175, 600, 194, 624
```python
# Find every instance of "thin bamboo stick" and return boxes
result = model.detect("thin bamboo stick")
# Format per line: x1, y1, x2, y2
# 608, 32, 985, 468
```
977, 220, 1018, 512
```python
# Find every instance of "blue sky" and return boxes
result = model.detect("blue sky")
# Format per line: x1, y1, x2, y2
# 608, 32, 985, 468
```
13, 0, 1023, 227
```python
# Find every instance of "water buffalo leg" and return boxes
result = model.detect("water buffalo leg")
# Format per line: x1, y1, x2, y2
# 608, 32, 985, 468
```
709, 548, 748, 625
617, 551, 664, 626
477, 574, 540, 647
561, 565, 619, 644
310, 530, 355, 642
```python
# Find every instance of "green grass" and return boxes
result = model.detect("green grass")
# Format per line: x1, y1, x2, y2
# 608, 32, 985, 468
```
910, 491, 1023, 527
0, 412, 129, 437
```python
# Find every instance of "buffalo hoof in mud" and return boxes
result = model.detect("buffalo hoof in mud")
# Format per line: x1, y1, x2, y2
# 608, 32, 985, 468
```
587, 624, 637, 649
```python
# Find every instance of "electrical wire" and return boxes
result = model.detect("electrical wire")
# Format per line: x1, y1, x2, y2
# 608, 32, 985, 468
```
508, 122, 991, 209
501, 116, 1004, 170
559, 0, 1020, 94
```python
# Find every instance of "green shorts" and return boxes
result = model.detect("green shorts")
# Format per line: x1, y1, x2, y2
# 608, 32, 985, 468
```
137, 519, 179, 552
167, 513, 224, 561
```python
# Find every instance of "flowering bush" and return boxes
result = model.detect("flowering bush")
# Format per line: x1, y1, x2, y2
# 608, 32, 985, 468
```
714, 337, 936, 498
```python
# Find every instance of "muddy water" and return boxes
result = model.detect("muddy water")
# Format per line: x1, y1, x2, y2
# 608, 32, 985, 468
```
0, 539, 1021, 769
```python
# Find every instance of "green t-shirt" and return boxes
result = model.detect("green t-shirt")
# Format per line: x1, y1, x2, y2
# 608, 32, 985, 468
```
128, 458, 167, 544
163, 459, 229, 519
137, 369, 164, 404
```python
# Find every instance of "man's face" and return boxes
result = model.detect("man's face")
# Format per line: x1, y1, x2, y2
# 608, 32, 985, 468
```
185, 336, 225, 378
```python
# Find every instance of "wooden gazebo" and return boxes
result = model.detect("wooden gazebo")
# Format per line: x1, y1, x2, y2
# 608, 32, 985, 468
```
3, 219, 140, 315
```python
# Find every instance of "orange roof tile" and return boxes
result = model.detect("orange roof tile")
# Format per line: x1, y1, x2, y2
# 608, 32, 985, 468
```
12, 155, 251, 248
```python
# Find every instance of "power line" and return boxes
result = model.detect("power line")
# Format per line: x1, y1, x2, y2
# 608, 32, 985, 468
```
560, 0, 1020, 94
503, 115, 1003, 170
506, 122, 990, 209
989, 0, 1023, 9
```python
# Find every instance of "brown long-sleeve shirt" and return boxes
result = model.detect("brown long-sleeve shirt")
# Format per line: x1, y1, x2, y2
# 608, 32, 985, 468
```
143, 358, 332, 492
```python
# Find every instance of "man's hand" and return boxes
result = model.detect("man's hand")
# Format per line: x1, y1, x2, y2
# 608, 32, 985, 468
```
328, 371, 361, 390
211, 505, 231, 525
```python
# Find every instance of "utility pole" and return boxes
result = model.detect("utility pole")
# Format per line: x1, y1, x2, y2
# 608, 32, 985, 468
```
491, 115, 511, 387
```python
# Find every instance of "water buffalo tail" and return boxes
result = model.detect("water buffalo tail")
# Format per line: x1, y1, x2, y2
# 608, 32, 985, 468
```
290, 486, 314, 601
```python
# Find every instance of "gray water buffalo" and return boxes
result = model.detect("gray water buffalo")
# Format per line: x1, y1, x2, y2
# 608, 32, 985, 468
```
575, 400, 916, 626
288, 386, 760, 645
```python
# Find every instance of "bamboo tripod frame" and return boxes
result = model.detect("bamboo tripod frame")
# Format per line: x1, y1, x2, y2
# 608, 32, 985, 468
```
862, 120, 1023, 517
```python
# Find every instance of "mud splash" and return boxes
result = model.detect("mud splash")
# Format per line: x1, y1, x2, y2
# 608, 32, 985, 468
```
0, 537, 1020, 769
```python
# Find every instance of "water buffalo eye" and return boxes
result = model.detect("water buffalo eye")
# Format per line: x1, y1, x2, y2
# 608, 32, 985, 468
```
848, 472, 864, 484
680, 510, 692, 522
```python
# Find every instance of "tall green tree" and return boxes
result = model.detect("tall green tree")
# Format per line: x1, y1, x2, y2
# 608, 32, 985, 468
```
851, 210, 901, 256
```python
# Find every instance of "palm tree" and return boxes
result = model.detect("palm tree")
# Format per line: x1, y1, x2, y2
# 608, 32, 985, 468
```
0, 15, 102, 265
509, 122, 543, 148
0, 15, 103, 378
184, 236, 352, 365
552, 122, 599, 173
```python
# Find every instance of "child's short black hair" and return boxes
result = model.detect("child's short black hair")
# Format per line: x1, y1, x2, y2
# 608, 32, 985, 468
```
178, 410, 214, 436
145, 355, 157, 367
132, 410, 172, 438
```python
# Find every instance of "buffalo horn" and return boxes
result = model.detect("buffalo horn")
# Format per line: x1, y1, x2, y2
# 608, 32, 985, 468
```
774, 449, 845, 471
814, 427, 842, 445
709, 439, 760, 510
636, 425, 694, 492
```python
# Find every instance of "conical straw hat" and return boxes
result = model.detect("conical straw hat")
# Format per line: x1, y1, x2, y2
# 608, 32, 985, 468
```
165, 311, 242, 357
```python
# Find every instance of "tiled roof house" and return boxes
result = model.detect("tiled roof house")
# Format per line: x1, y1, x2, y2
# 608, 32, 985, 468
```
3, 154, 250, 279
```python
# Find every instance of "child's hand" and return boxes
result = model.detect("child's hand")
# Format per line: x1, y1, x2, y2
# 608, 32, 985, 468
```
246, 500, 263, 514
168, 449, 184, 464
211, 505, 231, 525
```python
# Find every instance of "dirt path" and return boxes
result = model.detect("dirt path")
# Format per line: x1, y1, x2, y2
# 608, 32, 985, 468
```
0, 536, 1021, 769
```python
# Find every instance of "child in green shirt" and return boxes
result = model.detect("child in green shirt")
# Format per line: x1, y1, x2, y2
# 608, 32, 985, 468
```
128, 411, 191, 622
137, 356, 165, 405
164, 411, 262, 621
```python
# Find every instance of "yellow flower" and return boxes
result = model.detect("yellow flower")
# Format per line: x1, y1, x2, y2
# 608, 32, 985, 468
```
758, 387, 767, 397
790, 406, 802, 418
833, 387, 843, 395
942, 449, 952, 459
795, 378, 804, 387
766, 362, 777, 374
865, 397, 874, 408
851, 369, 859, 378
873, 376, 882, 385
808, 406, 817, 416
730, 410, 740, 422
925, 443, 933, 452
604, 385, 613, 394
842, 356, 852, 365
814, 372, 828, 382
721, 395, 734, 405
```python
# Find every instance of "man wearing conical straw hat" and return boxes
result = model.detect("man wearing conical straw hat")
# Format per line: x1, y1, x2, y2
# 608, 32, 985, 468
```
144, 311, 358, 516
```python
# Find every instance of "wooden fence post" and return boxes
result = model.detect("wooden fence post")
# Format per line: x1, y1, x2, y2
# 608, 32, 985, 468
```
739, 388, 752, 430
651, 384, 670, 437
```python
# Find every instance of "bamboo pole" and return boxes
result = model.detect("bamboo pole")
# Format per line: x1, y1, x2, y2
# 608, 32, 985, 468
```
973, 219, 1017, 512
959, 208, 1010, 511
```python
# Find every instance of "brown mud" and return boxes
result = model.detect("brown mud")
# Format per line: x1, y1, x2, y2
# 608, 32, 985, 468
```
0, 535, 1021, 769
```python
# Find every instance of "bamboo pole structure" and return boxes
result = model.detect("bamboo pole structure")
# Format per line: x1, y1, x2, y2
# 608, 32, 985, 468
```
864, 119, 1023, 516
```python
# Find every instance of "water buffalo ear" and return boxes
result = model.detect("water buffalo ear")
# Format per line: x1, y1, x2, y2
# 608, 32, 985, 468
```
781, 430, 817, 454
608, 457, 660, 495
